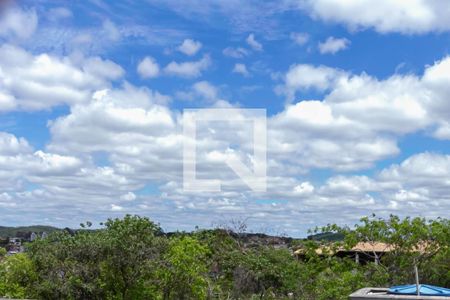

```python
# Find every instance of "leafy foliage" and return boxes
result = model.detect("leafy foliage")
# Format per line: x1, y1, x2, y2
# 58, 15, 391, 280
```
0, 253, 37, 298
0, 214, 448, 299
158, 236, 210, 299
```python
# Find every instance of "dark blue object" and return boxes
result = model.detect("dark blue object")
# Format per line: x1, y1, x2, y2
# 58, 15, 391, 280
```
389, 284, 450, 296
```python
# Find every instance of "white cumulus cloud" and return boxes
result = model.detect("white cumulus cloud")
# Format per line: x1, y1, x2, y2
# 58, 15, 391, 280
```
0, 44, 124, 111
290, 32, 309, 46
178, 39, 202, 56
246, 33, 263, 51
318, 36, 350, 54
223, 47, 249, 58
232, 63, 250, 77
0, 6, 38, 41
137, 56, 160, 78
278, 64, 347, 100
299, 0, 450, 34
164, 55, 211, 78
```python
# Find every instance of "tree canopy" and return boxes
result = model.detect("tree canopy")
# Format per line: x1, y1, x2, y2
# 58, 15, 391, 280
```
0, 214, 448, 300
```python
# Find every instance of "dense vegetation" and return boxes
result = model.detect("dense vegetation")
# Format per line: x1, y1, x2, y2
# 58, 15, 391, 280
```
0, 214, 448, 299
0, 225, 59, 239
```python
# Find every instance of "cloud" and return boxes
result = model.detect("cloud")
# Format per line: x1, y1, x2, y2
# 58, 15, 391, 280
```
246, 33, 263, 51
26, 14, 186, 57
48, 85, 175, 154
319, 152, 450, 215
192, 81, 219, 100
137, 56, 160, 78
111, 204, 124, 211
277, 63, 434, 135
0, 6, 38, 41
278, 64, 347, 100
46, 7, 73, 22
0, 132, 32, 155
164, 55, 211, 78
120, 192, 137, 201
277, 59, 450, 137
320, 175, 377, 195
281, 150, 450, 225
175, 81, 227, 105
299, 0, 450, 34
178, 39, 202, 56
0, 44, 124, 111
222, 47, 249, 58
0, 132, 86, 194
232, 63, 250, 77
293, 182, 314, 195
45, 75, 402, 198
102, 19, 121, 42
80, 56, 125, 80
379, 153, 450, 186
318, 36, 350, 54
269, 101, 400, 171
290, 32, 309, 46
146, 0, 295, 35
2, 34, 450, 234
270, 57, 450, 172
0, 93, 448, 235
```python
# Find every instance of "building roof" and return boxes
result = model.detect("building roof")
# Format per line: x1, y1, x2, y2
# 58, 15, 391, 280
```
295, 242, 395, 256
295, 241, 437, 257
346, 242, 393, 253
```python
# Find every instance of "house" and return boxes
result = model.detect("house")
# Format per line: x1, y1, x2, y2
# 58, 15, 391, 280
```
8, 237, 21, 246
295, 242, 394, 264
6, 237, 24, 255
334, 242, 393, 264
295, 241, 434, 265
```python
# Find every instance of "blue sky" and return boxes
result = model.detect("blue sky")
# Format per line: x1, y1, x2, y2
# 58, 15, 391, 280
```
1, 0, 450, 236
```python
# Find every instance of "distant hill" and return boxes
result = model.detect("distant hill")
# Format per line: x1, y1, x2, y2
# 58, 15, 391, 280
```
0, 225, 60, 238
0, 225, 341, 242
307, 232, 344, 241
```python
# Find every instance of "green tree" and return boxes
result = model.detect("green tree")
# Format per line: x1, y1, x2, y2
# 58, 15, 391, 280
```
28, 215, 166, 300
0, 253, 37, 299
99, 215, 166, 300
159, 236, 210, 300
1, 214, 448, 299
318, 214, 450, 293
28, 229, 108, 299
